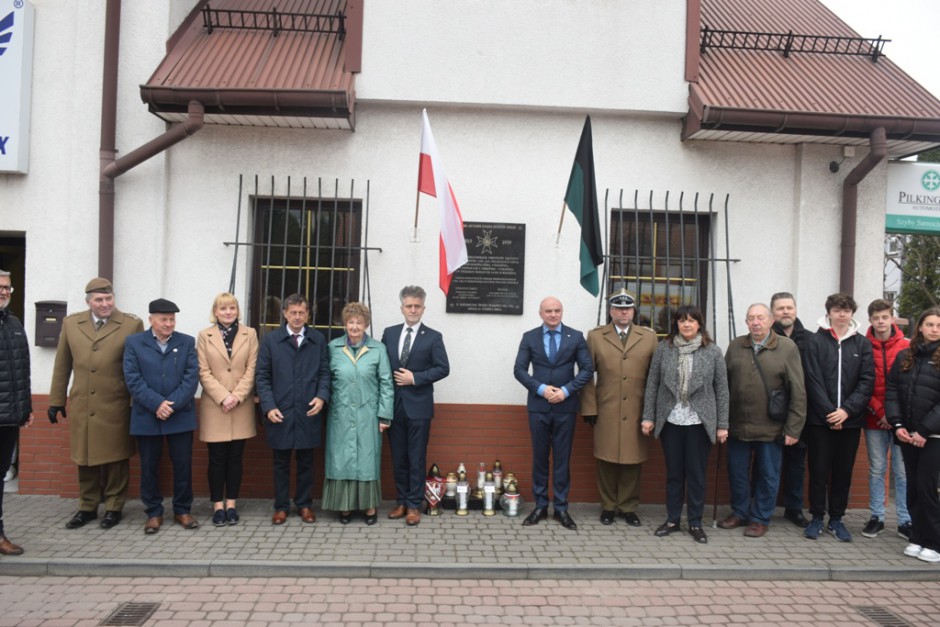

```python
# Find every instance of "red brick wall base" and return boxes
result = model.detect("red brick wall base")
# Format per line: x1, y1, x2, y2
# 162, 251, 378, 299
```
19, 397, 879, 510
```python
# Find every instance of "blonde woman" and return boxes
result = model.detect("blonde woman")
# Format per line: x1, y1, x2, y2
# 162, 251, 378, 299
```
197, 293, 259, 526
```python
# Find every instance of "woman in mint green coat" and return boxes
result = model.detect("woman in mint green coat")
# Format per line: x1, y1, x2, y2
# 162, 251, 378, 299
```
323, 302, 394, 524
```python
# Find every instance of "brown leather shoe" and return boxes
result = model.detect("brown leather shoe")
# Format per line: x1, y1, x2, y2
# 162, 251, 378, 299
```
405, 507, 421, 526
144, 516, 163, 535
173, 513, 200, 529
0, 534, 24, 556
298, 507, 317, 524
387, 504, 407, 520
743, 522, 769, 538
272, 510, 288, 525
718, 514, 745, 530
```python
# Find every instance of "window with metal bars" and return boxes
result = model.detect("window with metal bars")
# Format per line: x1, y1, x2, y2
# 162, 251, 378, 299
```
608, 210, 711, 335
249, 195, 361, 341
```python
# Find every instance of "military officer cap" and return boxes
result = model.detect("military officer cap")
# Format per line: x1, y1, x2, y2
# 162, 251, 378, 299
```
84, 277, 113, 294
149, 298, 180, 314
608, 288, 636, 309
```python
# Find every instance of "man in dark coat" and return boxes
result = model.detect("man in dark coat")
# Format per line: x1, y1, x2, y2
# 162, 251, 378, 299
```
770, 291, 814, 528
123, 298, 200, 535
0, 269, 33, 556
49, 277, 143, 531
513, 296, 594, 530
802, 293, 874, 542
256, 293, 331, 525
382, 285, 450, 527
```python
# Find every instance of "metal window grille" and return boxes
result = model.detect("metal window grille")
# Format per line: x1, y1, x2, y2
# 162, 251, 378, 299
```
601, 190, 739, 345
225, 175, 377, 341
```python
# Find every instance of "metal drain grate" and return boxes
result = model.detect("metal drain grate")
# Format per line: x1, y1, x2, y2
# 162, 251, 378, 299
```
853, 605, 912, 627
99, 602, 160, 626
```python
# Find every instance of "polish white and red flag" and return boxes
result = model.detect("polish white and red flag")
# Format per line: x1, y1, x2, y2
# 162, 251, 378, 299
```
417, 109, 468, 295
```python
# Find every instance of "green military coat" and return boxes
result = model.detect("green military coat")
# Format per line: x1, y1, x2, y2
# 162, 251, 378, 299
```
49, 308, 144, 466
580, 323, 658, 464
324, 335, 394, 481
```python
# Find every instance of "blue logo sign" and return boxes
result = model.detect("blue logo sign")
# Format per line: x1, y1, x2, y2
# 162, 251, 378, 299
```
0, 11, 14, 57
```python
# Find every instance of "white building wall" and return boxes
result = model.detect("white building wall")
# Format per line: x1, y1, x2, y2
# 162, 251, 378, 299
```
0, 0, 887, 403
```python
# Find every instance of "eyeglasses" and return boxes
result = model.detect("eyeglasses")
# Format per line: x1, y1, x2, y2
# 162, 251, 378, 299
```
0, 286, 13, 293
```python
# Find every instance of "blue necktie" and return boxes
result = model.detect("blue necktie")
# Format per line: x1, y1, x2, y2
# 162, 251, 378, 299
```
548, 330, 558, 362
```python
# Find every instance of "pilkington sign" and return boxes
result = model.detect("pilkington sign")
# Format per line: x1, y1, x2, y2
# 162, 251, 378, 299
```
885, 161, 940, 235
0, 0, 35, 174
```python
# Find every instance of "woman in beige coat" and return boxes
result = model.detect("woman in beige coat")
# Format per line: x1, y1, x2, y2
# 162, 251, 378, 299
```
197, 293, 259, 526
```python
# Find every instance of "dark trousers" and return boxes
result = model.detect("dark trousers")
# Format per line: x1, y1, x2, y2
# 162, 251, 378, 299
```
137, 431, 194, 518
206, 439, 246, 503
387, 412, 431, 509
804, 424, 860, 520
272, 447, 314, 512
0, 427, 17, 535
780, 438, 807, 511
660, 422, 711, 527
77, 459, 130, 512
528, 411, 575, 511
901, 439, 940, 552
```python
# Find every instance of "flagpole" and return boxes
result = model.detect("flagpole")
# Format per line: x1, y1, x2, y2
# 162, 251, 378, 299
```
413, 188, 421, 228
555, 201, 566, 244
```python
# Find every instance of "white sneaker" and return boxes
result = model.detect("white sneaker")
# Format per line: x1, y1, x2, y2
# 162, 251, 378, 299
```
917, 548, 940, 563
904, 543, 923, 557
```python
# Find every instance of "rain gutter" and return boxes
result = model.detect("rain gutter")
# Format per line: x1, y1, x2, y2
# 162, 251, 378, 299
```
98, 0, 205, 280
840, 126, 886, 294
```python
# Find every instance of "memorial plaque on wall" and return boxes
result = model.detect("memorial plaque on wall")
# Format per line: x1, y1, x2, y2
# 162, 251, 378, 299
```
446, 222, 525, 315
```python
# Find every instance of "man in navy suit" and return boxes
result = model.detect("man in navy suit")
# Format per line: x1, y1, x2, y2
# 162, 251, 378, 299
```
123, 298, 200, 535
382, 286, 450, 527
513, 296, 594, 530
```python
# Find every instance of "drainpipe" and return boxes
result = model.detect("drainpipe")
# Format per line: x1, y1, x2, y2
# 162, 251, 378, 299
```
98, 0, 121, 281
97, 0, 205, 279
840, 126, 887, 294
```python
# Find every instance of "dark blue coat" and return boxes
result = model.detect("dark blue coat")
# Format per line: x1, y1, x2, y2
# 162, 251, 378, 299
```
382, 323, 450, 421
123, 330, 199, 436
513, 324, 594, 414
256, 325, 332, 450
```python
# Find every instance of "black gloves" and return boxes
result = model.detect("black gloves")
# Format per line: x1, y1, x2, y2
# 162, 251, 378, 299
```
48, 406, 66, 424
583, 415, 597, 426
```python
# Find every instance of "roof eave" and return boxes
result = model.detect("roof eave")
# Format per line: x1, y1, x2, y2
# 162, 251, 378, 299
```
140, 86, 355, 124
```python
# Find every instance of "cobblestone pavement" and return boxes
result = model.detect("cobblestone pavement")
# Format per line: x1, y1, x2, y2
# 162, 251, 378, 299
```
0, 576, 938, 626
0, 495, 938, 581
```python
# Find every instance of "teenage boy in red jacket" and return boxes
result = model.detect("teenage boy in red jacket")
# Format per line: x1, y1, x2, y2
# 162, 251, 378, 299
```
862, 299, 911, 540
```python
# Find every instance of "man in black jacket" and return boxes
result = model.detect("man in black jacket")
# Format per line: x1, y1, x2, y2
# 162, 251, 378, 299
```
770, 292, 814, 528
0, 270, 33, 555
803, 293, 875, 543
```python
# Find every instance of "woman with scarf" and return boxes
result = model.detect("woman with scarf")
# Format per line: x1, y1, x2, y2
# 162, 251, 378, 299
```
196, 293, 259, 526
323, 302, 394, 524
886, 306, 940, 563
642, 305, 729, 544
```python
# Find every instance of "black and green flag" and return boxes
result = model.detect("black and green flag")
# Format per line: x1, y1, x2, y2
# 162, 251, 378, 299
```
564, 116, 604, 296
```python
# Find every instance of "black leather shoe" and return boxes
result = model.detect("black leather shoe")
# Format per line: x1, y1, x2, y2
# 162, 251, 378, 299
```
65, 510, 97, 529
784, 509, 810, 528
522, 507, 548, 526
654, 521, 681, 537
553, 510, 578, 530
339, 511, 352, 525
621, 512, 641, 527
600, 510, 616, 525
99, 511, 122, 529
364, 512, 378, 526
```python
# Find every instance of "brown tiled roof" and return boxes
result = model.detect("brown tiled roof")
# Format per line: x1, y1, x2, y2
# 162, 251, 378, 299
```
685, 0, 940, 156
141, 0, 358, 130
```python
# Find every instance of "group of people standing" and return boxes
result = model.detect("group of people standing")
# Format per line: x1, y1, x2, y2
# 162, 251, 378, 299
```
0, 275, 450, 551
1, 268, 938, 566
512, 287, 940, 561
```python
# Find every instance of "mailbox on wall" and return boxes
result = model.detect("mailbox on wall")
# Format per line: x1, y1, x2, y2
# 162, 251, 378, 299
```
35, 301, 67, 348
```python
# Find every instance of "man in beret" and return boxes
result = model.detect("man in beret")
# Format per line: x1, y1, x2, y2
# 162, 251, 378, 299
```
581, 288, 657, 526
49, 277, 143, 530
123, 298, 199, 534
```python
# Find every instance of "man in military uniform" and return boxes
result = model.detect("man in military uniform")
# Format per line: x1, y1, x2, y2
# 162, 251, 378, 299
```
580, 289, 658, 526
49, 278, 143, 530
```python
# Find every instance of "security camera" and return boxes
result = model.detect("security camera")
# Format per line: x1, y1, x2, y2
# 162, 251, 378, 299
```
829, 161, 840, 173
